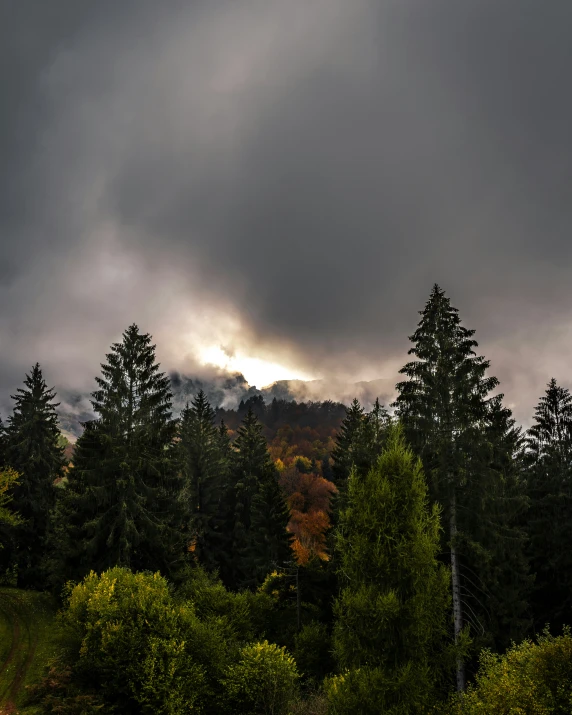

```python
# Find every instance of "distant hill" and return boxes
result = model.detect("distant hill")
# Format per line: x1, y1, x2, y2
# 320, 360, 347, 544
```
261, 377, 395, 408
56, 373, 396, 440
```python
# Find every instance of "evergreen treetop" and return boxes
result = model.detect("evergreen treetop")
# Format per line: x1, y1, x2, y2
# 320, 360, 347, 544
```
54, 325, 182, 580
331, 424, 453, 712
5, 363, 65, 587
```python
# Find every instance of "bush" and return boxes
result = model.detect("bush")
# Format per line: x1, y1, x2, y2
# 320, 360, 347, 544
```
325, 664, 437, 715
61, 568, 231, 714
222, 640, 299, 714
293, 622, 335, 683
24, 661, 108, 714
444, 628, 572, 715
175, 564, 273, 644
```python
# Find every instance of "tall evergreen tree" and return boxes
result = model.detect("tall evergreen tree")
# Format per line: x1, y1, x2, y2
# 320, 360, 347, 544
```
330, 425, 453, 714
362, 397, 392, 465
178, 390, 226, 570
393, 285, 529, 688
332, 398, 391, 487
52, 325, 182, 582
525, 378, 572, 632
5, 364, 65, 588
331, 398, 367, 485
248, 470, 291, 586
0, 417, 6, 467
220, 407, 290, 589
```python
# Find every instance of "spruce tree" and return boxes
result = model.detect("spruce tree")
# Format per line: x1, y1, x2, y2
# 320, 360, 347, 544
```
248, 470, 291, 586
5, 364, 65, 588
330, 425, 453, 714
0, 417, 6, 467
362, 397, 392, 466
393, 285, 529, 688
525, 378, 572, 632
53, 325, 182, 581
331, 399, 367, 485
221, 407, 290, 589
178, 390, 226, 570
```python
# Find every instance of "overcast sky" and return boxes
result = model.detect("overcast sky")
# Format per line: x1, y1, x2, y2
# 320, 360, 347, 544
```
2, 0, 572, 425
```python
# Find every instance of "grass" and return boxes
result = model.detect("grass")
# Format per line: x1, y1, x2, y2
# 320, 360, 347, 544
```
0, 588, 61, 712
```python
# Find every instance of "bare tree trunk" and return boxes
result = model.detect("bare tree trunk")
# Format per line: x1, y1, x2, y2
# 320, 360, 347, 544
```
450, 490, 465, 691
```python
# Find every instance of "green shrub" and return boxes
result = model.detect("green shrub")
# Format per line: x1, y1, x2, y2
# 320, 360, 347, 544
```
444, 628, 572, 715
293, 622, 335, 683
24, 660, 108, 714
61, 567, 231, 714
325, 664, 437, 715
175, 564, 272, 644
222, 640, 299, 714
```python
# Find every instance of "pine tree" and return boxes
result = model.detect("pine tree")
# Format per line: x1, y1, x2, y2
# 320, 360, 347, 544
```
178, 390, 226, 570
362, 397, 392, 465
221, 407, 290, 589
48, 420, 103, 586
525, 378, 572, 632
393, 285, 529, 688
0, 417, 6, 467
330, 425, 453, 714
0, 467, 23, 550
248, 470, 291, 586
331, 399, 367, 485
5, 364, 65, 588
53, 325, 182, 581
473, 396, 532, 649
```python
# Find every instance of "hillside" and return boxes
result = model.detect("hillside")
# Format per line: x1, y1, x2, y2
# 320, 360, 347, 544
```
56, 373, 395, 440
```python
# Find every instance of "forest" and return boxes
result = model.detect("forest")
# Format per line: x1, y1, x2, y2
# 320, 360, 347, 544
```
0, 284, 571, 714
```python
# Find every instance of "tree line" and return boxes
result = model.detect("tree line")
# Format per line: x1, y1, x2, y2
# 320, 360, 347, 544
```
0, 284, 571, 713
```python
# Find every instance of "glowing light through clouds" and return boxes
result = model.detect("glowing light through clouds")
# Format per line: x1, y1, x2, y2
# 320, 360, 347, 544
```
198, 345, 313, 388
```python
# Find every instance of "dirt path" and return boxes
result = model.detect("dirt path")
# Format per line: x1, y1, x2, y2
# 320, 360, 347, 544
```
0, 591, 39, 712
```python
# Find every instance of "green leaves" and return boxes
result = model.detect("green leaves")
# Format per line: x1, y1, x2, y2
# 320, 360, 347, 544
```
331, 425, 452, 712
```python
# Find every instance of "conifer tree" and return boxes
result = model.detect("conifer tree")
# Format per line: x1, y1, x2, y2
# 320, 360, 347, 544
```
217, 419, 232, 472
362, 397, 392, 465
330, 425, 453, 713
5, 364, 65, 587
221, 407, 290, 588
525, 378, 572, 632
53, 325, 182, 581
248, 471, 291, 586
0, 467, 23, 550
0, 417, 6, 467
178, 390, 226, 570
393, 285, 529, 688
332, 398, 391, 488
331, 399, 366, 485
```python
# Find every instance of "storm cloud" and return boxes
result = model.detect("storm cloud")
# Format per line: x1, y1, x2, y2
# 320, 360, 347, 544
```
2, 0, 572, 424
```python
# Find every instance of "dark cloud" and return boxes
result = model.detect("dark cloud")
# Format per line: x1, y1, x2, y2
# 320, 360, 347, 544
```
1, 0, 572, 425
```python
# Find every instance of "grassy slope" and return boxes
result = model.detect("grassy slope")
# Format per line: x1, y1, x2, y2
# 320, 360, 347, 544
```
0, 588, 60, 712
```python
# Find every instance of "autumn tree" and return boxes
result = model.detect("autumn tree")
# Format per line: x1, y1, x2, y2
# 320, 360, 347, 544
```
279, 466, 337, 565
4, 364, 65, 587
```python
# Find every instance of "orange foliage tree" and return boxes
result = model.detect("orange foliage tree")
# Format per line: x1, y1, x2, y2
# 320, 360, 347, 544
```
279, 464, 337, 565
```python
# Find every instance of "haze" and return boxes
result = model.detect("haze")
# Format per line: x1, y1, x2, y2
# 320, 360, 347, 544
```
2, 0, 572, 426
